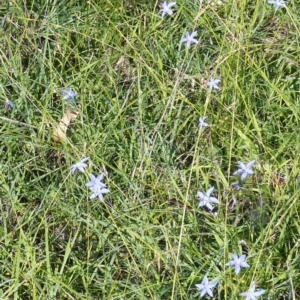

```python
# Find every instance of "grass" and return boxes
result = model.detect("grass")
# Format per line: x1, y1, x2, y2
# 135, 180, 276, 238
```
0, 0, 300, 299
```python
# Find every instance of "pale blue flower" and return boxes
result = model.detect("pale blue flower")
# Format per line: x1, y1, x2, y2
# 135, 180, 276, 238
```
226, 254, 250, 275
89, 184, 110, 201
198, 116, 209, 129
234, 160, 256, 181
160, 1, 176, 17
207, 77, 221, 90
86, 173, 106, 188
240, 282, 265, 300
86, 173, 109, 201
70, 157, 89, 174
62, 88, 77, 102
180, 31, 198, 48
195, 276, 217, 298
4, 99, 14, 110
268, 0, 286, 10
197, 187, 219, 211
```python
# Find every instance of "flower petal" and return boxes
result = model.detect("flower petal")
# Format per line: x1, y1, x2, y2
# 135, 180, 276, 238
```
241, 172, 248, 181
235, 265, 241, 274
197, 191, 205, 199
253, 289, 266, 297
247, 160, 256, 168
206, 186, 215, 196
209, 197, 219, 204
205, 202, 213, 210
238, 161, 246, 170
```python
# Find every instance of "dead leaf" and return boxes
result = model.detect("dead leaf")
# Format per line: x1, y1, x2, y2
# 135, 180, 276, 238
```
53, 107, 79, 143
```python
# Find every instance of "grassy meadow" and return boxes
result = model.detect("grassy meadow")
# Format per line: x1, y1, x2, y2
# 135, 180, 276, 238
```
0, 0, 300, 299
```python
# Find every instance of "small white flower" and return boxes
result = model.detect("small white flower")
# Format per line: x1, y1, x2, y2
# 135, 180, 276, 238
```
226, 254, 250, 275
62, 88, 77, 102
233, 160, 256, 181
86, 173, 109, 201
198, 116, 209, 129
197, 187, 219, 211
160, 1, 176, 17
70, 157, 89, 174
195, 276, 218, 298
240, 282, 266, 300
89, 184, 110, 201
207, 77, 221, 90
86, 173, 106, 188
180, 31, 198, 48
268, 0, 286, 10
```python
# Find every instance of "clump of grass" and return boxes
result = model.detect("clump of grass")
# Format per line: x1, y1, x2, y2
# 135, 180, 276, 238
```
0, 0, 299, 299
